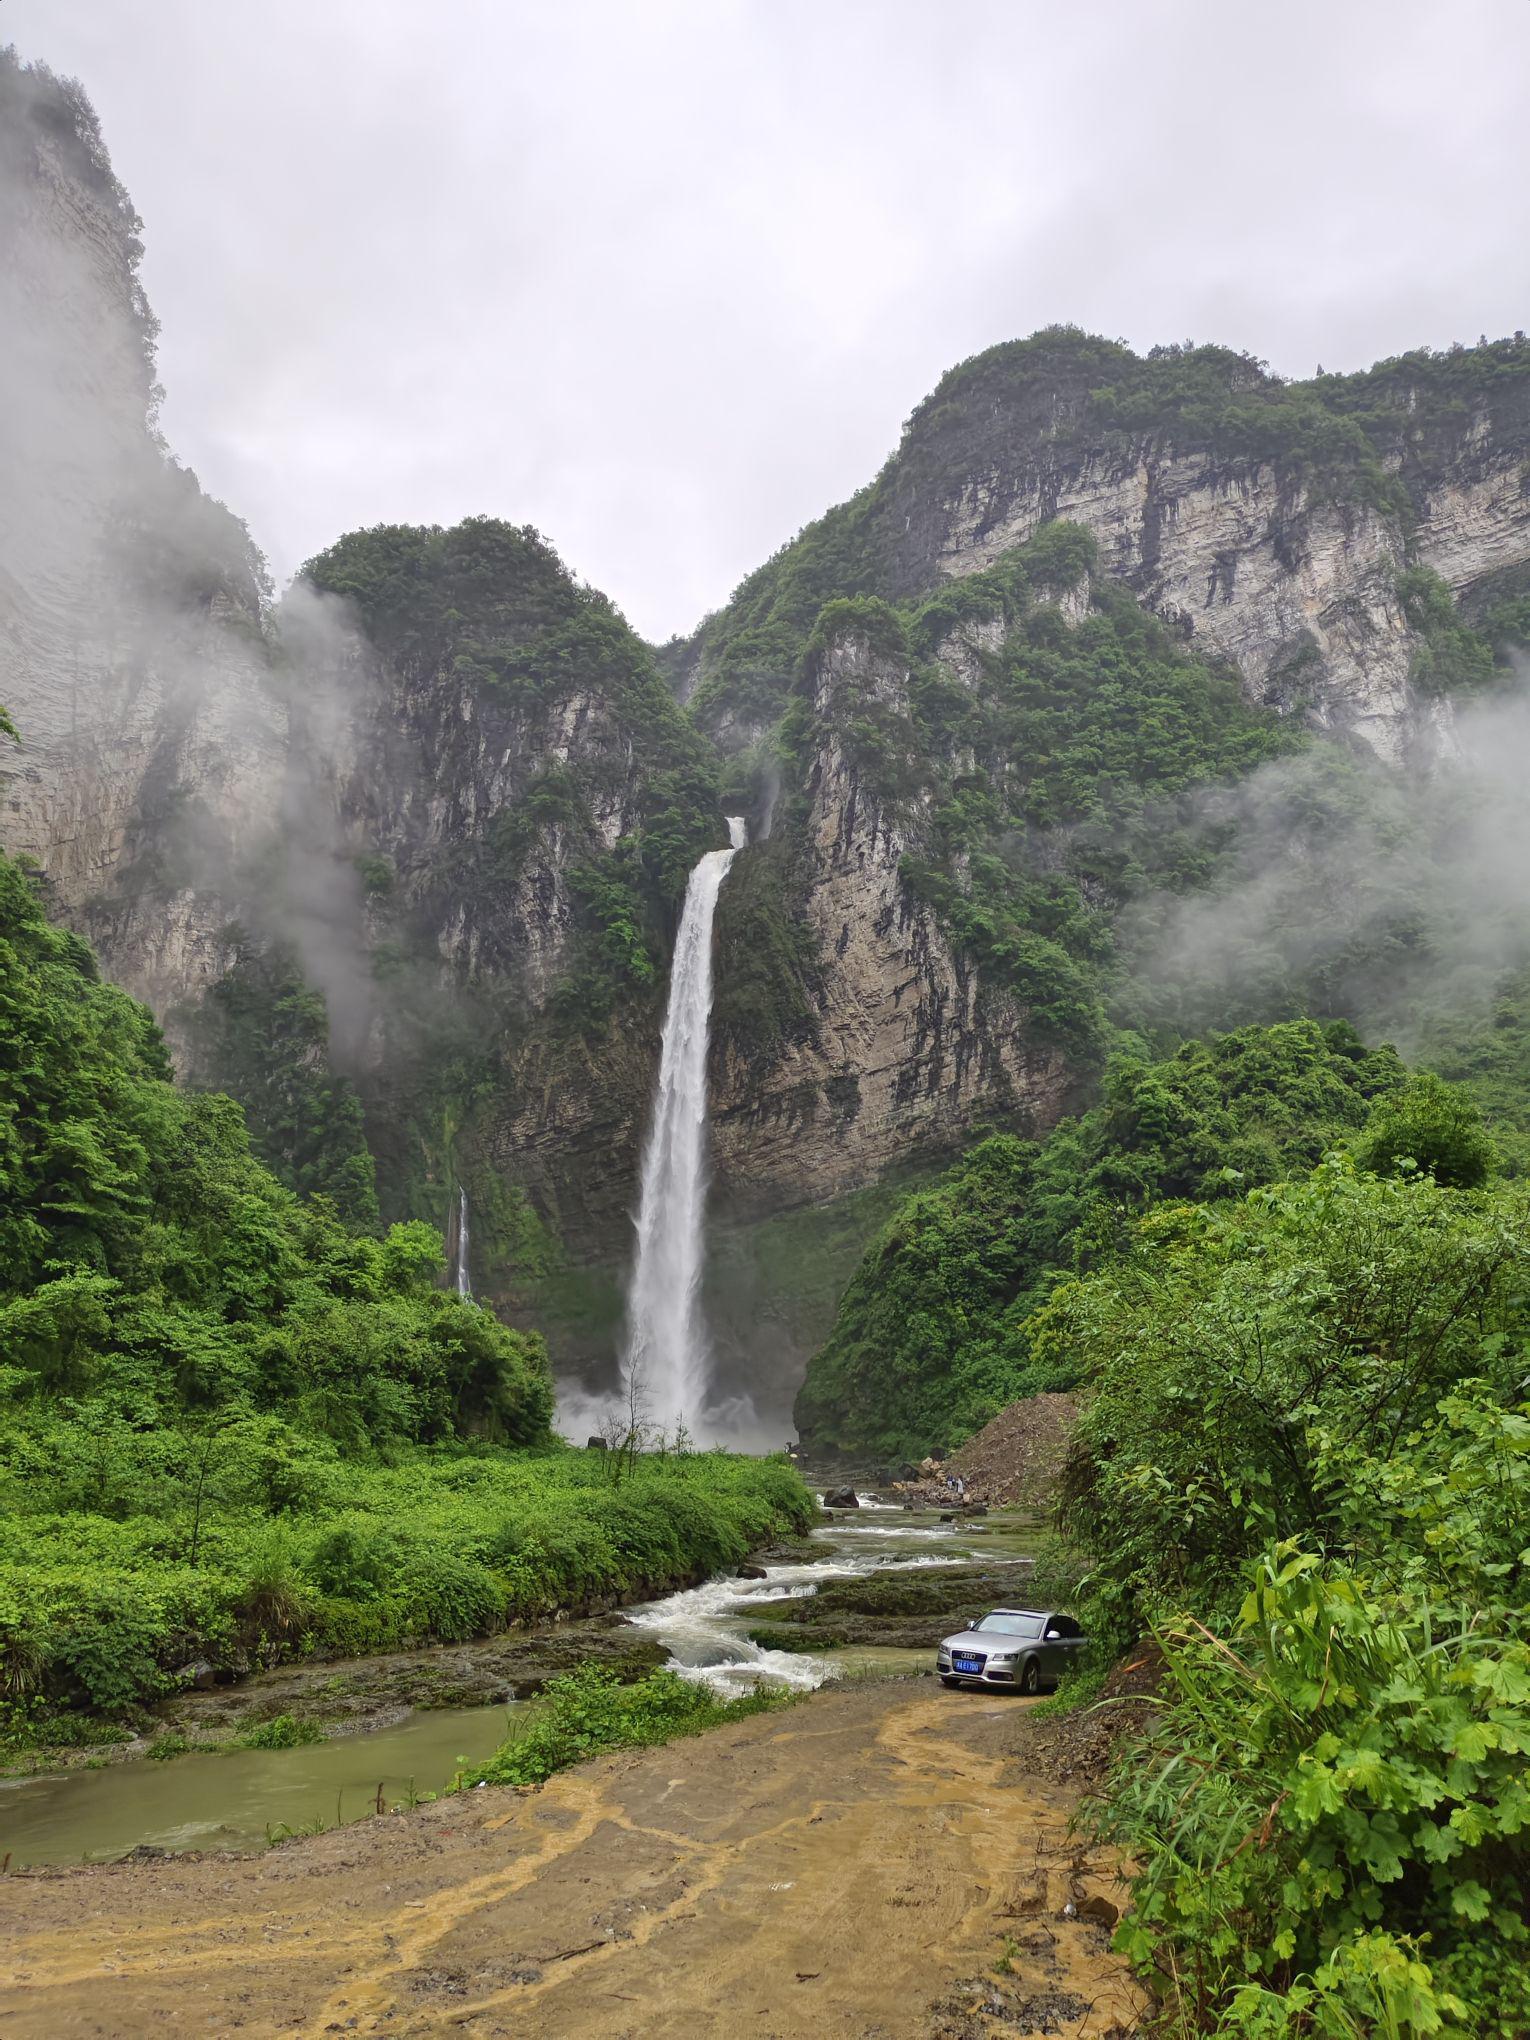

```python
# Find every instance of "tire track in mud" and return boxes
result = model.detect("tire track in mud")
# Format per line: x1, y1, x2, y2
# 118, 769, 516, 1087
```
0, 1683, 1144, 2038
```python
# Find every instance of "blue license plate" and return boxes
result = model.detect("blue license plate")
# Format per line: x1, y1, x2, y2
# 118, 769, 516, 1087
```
953, 1656, 982, 1674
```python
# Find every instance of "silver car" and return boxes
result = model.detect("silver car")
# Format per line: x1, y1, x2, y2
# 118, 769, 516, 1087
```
937, 1608, 1086, 1693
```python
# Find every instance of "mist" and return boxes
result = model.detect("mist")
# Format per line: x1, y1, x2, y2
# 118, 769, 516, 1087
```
1121, 676, 1530, 1057
0, 47, 385, 1072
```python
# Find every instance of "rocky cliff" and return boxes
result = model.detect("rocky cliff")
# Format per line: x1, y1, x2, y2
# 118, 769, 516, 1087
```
684, 329, 1530, 763
0, 53, 287, 1028
7, 53, 1530, 1428
710, 626, 1076, 1207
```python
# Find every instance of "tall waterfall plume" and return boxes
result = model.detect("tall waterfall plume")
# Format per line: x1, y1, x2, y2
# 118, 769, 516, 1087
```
622, 816, 746, 1440
454, 1186, 472, 1300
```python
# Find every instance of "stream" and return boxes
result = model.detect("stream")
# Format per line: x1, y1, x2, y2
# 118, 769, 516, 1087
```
0, 1498, 1031, 1869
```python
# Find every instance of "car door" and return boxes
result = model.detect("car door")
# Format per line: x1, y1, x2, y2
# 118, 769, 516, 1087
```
1041, 1616, 1080, 1676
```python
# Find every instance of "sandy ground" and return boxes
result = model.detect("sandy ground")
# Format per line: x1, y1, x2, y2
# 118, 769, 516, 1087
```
0, 1679, 1144, 2039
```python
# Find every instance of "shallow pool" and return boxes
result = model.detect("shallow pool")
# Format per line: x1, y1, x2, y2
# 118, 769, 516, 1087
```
0, 1703, 512, 1869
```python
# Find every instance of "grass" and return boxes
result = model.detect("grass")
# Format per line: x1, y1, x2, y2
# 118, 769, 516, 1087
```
453, 1663, 797, 1788
0, 1446, 815, 1734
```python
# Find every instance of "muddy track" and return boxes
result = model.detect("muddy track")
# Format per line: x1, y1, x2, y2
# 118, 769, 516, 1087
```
0, 1681, 1143, 2038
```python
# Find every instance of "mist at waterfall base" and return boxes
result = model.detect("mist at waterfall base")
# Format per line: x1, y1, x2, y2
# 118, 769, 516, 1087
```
556, 818, 775, 1452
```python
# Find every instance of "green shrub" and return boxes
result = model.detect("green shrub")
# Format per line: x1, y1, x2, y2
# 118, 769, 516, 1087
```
456, 1664, 790, 1788
0, 1449, 812, 1720
239, 1712, 322, 1750
1096, 1527, 1530, 2039
797, 1023, 1405, 1458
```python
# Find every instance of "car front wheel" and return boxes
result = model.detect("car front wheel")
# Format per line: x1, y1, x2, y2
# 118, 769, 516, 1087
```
1020, 1657, 1041, 1695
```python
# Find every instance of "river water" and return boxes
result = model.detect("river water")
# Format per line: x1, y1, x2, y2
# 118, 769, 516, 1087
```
0, 1499, 1026, 1868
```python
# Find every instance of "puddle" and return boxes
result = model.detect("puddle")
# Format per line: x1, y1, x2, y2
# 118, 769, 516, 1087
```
0, 1704, 511, 1870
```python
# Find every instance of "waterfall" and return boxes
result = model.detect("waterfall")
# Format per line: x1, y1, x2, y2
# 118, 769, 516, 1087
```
622, 816, 746, 1439
454, 1186, 472, 1299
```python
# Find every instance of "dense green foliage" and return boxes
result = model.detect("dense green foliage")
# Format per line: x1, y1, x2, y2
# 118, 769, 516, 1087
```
0, 849, 812, 1729
795, 1021, 1405, 1457
1051, 1161, 1530, 2037
1054, 1156, 1524, 1625
187, 936, 379, 1226
1, 1443, 811, 1727
456, 1662, 790, 1788
1419, 964, 1530, 1177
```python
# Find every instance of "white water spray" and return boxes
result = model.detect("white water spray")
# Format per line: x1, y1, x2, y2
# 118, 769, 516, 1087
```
622, 816, 746, 1439
454, 1186, 472, 1299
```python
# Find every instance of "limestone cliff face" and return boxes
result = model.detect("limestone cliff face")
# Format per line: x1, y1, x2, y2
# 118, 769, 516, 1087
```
688, 335, 1530, 765
896, 372, 1530, 764
911, 445, 1525, 761
298, 598, 649, 1008
711, 629, 1074, 1208
0, 55, 286, 1031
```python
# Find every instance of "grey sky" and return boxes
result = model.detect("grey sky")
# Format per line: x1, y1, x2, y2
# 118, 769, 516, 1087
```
8, 0, 1530, 641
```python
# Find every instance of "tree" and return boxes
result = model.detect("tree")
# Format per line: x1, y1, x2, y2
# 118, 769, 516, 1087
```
1352, 1070, 1497, 1187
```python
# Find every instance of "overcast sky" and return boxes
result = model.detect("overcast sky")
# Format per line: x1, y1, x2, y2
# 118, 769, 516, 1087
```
8, 0, 1530, 640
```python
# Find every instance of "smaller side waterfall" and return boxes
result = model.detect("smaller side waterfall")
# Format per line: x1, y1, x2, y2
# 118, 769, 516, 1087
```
622, 816, 746, 1440
454, 1186, 472, 1299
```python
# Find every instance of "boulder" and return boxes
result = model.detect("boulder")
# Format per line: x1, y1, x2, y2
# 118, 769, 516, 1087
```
822, 1486, 860, 1509
737, 1563, 769, 1580
176, 1659, 218, 1691
585, 1434, 607, 1451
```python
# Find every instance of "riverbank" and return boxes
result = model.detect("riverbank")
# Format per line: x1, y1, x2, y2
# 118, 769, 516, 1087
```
0, 1679, 1144, 2038
0, 1447, 814, 1766
0, 1500, 1048, 1867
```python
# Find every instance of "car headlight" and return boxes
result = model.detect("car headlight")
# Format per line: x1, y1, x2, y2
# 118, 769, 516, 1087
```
987, 1652, 1016, 1664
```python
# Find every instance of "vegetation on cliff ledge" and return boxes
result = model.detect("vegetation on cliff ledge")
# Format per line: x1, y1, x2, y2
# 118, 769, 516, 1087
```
686, 326, 1530, 739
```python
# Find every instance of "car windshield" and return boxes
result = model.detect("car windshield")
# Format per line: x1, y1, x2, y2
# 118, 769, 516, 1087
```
973, 1613, 1042, 1637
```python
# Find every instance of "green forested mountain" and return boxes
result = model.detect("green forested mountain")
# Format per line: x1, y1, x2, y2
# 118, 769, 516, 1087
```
684, 327, 1530, 739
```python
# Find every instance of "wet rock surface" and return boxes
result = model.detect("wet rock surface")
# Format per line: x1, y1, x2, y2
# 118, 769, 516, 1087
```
158, 1618, 668, 1745
745, 1559, 1037, 1653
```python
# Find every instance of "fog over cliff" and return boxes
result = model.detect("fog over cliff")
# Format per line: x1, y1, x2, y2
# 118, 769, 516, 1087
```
1124, 672, 1530, 1054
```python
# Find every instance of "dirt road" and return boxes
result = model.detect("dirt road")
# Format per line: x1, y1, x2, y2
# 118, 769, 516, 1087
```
0, 1680, 1143, 2038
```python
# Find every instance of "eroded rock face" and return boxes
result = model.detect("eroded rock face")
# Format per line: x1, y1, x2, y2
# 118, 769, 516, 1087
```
910, 441, 1528, 763
0, 73, 287, 1034
937, 457, 1421, 754
712, 630, 1074, 1210
869, 375, 1530, 767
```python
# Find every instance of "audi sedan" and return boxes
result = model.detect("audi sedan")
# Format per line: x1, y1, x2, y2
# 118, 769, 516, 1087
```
936, 1608, 1086, 1693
